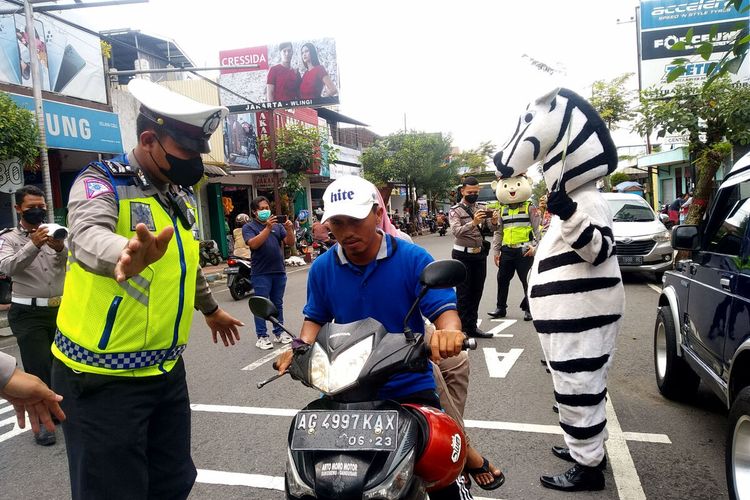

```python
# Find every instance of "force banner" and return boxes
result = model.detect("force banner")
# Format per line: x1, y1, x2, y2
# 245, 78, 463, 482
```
218, 38, 339, 110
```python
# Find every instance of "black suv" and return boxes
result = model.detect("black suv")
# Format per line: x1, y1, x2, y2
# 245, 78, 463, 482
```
654, 153, 750, 500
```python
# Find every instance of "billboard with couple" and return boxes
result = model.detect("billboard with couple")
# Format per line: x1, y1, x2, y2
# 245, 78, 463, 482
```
218, 37, 339, 110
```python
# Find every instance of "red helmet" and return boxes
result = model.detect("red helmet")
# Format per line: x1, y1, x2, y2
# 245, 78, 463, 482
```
404, 404, 467, 492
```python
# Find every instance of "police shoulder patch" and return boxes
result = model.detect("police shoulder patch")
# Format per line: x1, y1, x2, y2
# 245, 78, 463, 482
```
84, 178, 114, 200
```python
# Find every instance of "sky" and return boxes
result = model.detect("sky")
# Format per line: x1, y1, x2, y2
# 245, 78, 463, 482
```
61, 0, 644, 150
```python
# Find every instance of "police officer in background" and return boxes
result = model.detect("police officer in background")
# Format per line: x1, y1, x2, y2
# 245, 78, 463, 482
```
449, 176, 497, 338
0, 185, 66, 446
51, 79, 244, 500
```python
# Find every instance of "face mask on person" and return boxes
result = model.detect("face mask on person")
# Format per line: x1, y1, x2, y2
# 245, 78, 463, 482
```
21, 207, 46, 226
257, 209, 271, 222
150, 137, 205, 186
464, 194, 479, 204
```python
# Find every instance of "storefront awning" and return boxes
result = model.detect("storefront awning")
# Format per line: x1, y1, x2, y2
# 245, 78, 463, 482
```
204, 165, 228, 177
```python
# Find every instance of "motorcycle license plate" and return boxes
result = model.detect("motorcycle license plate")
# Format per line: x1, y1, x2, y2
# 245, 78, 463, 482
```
617, 256, 643, 265
291, 410, 398, 452
224, 268, 239, 274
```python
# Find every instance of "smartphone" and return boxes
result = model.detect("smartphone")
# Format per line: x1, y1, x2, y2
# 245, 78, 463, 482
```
54, 43, 86, 93
45, 23, 67, 91
276, 215, 288, 224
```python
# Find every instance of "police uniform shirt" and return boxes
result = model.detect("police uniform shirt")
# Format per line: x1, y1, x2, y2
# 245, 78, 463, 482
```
448, 203, 497, 248
67, 151, 218, 314
0, 226, 66, 298
491, 204, 542, 255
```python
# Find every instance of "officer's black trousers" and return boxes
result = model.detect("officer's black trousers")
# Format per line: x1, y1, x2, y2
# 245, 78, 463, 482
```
9, 303, 58, 386
496, 247, 533, 312
452, 250, 487, 334
52, 357, 196, 500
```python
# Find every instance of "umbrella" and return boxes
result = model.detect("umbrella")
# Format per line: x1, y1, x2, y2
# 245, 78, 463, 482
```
615, 181, 642, 192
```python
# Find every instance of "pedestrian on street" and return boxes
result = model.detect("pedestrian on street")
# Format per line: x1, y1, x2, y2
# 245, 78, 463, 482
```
449, 176, 498, 339
0, 185, 66, 446
51, 78, 243, 500
232, 213, 251, 259
276, 175, 472, 499
1, 351, 65, 435
243, 196, 295, 349
488, 175, 540, 322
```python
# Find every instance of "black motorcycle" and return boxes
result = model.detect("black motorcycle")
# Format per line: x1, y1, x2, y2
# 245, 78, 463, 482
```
224, 256, 253, 300
250, 260, 476, 499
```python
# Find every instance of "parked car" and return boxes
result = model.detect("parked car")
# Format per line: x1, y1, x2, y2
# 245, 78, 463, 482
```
654, 150, 750, 500
602, 192, 673, 280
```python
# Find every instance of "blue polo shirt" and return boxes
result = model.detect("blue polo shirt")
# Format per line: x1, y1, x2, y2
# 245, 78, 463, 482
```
242, 220, 287, 275
303, 232, 457, 399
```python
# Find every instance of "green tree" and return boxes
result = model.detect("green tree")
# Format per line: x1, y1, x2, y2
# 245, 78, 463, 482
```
450, 141, 495, 174
531, 176, 547, 206
0, 93, 39, 167
590, 73, 637, 130
609, 171, 630, 189
635, 77, 750, 223
362, 132, 458, 213
665, 0, 749, 86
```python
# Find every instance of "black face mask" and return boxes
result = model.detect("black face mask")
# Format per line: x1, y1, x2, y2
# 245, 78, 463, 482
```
151, 138, 205, 187
21, 207, 46, 226
464, 194, 479, 204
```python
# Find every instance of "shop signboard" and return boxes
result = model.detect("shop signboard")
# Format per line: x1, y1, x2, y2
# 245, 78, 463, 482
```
0, 2, 107, 103
218, 38, 339, 110
254, 173, 276, 189
7, 92, 123, 154
638, 0, 750, 91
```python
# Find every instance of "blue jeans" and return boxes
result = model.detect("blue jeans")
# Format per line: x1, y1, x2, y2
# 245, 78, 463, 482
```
252, 273, 287, 338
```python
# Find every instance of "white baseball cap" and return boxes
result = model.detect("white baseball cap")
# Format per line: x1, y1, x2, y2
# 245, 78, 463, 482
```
321, 175, 379, 223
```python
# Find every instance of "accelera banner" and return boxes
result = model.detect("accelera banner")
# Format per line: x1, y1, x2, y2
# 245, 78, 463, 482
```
0, 3, 107, 103
639, 0, 750, 89
218, 38, 339, 110
7, 92, 123, 154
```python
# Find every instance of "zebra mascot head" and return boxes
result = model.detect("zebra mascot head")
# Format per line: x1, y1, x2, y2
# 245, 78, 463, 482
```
493, 88, 617, 194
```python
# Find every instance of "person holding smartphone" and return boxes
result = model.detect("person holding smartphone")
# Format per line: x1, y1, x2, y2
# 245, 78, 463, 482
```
243, 196, 295, 349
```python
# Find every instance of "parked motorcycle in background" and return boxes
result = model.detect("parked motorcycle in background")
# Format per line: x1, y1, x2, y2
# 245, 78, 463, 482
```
224, 256, 253, 300
199, 240, 222, 267
250, 260, 476, 499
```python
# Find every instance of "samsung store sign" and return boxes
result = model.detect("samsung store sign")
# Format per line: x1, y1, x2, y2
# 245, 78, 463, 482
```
7, 93, 123, 154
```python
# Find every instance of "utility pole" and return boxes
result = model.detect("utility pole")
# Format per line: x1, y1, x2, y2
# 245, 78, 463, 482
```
24, 0, 54, 221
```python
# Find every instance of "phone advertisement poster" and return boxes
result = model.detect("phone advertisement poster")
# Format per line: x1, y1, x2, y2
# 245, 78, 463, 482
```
218, 38, 339, 110
0, 2, 106, 104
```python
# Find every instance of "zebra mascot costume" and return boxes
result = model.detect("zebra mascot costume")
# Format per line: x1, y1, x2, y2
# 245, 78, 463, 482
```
494, 87, 623, 492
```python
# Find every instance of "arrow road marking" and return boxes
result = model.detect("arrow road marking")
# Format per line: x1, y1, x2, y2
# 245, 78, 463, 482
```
483, 347, 524, 378
488, 318, 516, 337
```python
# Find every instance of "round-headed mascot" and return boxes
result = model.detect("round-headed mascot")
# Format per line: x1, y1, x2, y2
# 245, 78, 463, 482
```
487, 175, 538, 322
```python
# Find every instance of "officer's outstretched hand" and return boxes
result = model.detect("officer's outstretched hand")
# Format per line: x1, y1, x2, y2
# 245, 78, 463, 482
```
205, 307, 243, 346
115, 223, 174, 282
1, 368, 65, 434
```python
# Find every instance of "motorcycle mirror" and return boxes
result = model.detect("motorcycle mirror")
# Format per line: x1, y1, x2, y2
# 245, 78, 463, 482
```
420, 260, 467, 289
248, 296, 278, 320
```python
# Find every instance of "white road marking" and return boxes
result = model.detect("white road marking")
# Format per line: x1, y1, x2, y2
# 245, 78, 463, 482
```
488, 319, 516, 338
0, 403, 14, 415
190, 403, 670, 444
0, 415, 29, 444
483, 348, 524, 378
605, 396, 647, 500
241, 346, 290, 371
196, 469, 284, 491
648, 284, 661, 294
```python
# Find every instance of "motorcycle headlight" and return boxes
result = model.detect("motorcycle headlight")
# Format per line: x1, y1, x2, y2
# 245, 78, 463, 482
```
653, 230, 671, 243
309, 335, 374, 394
286, 447, 315, 498
363, 448, 416, 500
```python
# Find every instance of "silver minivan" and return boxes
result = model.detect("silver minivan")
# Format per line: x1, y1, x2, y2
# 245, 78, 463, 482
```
602, 192, 673, 279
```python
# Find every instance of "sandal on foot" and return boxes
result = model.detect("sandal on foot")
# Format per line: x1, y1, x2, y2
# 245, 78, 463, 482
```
466, 457, 505, 490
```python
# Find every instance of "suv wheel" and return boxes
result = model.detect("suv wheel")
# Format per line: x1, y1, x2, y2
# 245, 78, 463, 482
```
653, 305, 700, 400
727, 386, 750, 500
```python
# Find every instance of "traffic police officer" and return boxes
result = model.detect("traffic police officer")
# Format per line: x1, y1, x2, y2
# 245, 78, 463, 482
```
449, 176, 497, 338
0, 185, 66, 446
51, 79, 244, 500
